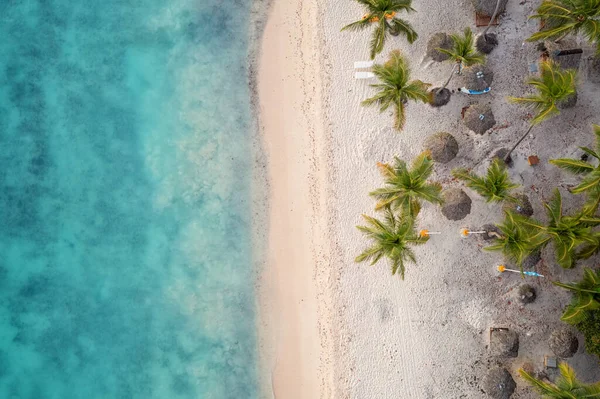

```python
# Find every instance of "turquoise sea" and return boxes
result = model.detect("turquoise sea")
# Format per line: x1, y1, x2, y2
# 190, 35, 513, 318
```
0, 1, 259, 398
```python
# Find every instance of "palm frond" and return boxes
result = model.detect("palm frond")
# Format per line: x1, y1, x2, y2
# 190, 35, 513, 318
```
370, 153, 442, 214
355, 206, 427, 279
549, 158, 595, 174
362, 50, 430, 130
452, 159, 518, 203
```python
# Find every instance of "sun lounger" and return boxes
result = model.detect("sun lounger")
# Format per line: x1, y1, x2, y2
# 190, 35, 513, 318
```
354, 60, 374, 69
458, 87, 491, 95
355, 71, 375, 79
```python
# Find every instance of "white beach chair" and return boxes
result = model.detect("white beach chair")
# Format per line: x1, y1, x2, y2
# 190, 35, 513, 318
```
355, 71, 375, 80
354, 60, 374, 69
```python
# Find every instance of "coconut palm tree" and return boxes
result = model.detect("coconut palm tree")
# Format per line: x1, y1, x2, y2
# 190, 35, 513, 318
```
554, 267, 600, 324
504, 60, 578, 162
342, 0, 418, 59
370, 152, 443, 218
355, 207, 428, 278
485, 210, 545, 267
528, 0, 600, 54
520, 362, 600, 398
550, 124, 600, 201
519, 189, 600, 268
362, 50, 431, 131
452, 158, 519, 203
437, 27, 486, 90
477, 0, 504, 54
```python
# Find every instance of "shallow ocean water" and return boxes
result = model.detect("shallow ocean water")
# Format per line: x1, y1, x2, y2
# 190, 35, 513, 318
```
0, 1, 258, 398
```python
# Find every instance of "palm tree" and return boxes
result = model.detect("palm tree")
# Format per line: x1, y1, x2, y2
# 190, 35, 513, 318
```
520, 362, 600, 398
342, 0, 418, 59
452, 158, 519, 203
437, 27, 486, 91
554, 267, 600, 324
550, 124, 600, 201
528, 0, 600, 54
504, 60, 578, 162
477, 0, 504, 53
485, 210, 545, 267
362, 50, 431, 131
520, 189, 600, 268
370, 152, 443, 218
355, 207, 428, 278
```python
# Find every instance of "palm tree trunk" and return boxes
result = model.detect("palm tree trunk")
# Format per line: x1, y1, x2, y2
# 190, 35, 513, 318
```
482, 0, 502, 38
554, 31, 570, 43
439, 63, 459, 91
504, 124, 535, 162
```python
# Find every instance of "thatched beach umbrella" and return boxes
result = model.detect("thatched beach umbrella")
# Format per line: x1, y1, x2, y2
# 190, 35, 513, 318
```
549, 328, 579, 358
426, 32, 454, 62
480, 223, 501, 241
482, 367, 516, 399
424, 132, 458, 163
429, 88, 451, 107
521, 250, 541, 269
591, 55, 600, 84
463, 104, 495, 135
558, 91, 578, 109
492, 148, 513, 167
471, 0, 508, 17
441, 188, 471, 220
476, 33, 499, 54
458, 64, 493, 91
517, 284, 536, 304
502, 194, 533, 217
490, 329, 519, 358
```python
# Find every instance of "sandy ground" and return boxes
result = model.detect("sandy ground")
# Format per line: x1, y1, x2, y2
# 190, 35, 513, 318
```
254, 0, 333, 398
255, 0, 600, 397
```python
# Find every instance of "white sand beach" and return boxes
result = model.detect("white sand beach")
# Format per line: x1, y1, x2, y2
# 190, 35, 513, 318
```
255, 0, 600, 397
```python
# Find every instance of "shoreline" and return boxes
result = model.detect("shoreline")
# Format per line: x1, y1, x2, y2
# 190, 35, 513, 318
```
253, 0, 334, 398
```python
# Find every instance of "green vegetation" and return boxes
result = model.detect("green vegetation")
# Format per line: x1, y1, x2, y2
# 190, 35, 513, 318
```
520, 189, 600, 268
505, 60, 578, 161
519, 362, 600, 397
555, 267, 600, 323
342, 0, 418, 59
355, 207, 428, 279
528, 0, 600, 55
362, 50, 431, 131
576, 310, 600, 358
485, 211, 544, 267
551, 124, 600, 201
437, 27, 485, 90
370, 152, 443, 218
452, 158, 519, 203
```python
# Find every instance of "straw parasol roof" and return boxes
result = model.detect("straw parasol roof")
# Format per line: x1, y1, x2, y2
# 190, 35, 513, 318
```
521, 249, 541, 269
471, 0, 508, 17
476, 33, 499, 54
558, 91, 578, 109
492, 148, 513, 167
463, 103, 495, 135
426, 32, 454, 62
482, 367, 516, 399
590, 55, 600, 84
424, 132, 458, 163
545, 39, 582, 70
441, 188, 471, 220
517, 284, 536, 304
480, 223, 501, 241
549, 328, 579, 358
490, 329, 519, 358
502, 194, 533, 217
458, 64, 493, 91
429, 88, 451, 107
